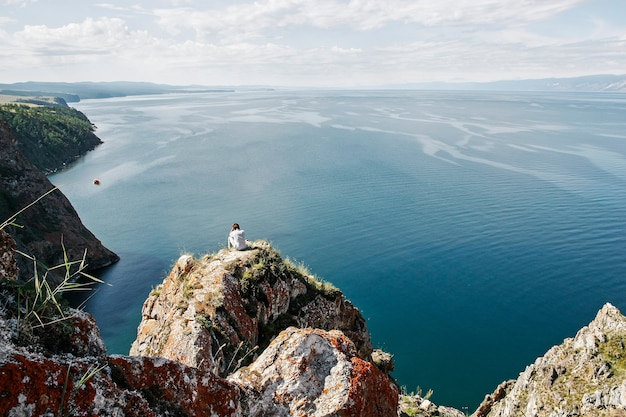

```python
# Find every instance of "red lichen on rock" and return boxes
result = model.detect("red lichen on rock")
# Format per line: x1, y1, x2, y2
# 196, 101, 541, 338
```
0, 350, 241, 417
221, 271, 257, 343
342, 356, 399, 417
109, 355, 241, 416
0, 355, 98, 416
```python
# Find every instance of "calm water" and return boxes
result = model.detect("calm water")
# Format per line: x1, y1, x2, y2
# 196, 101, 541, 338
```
50, 90, 626, 411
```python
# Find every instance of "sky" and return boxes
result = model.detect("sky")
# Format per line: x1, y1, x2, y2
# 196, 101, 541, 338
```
1, 0, 625, 87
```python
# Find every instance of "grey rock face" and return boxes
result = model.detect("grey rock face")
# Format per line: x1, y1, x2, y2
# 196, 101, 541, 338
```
474, 303, 626, 417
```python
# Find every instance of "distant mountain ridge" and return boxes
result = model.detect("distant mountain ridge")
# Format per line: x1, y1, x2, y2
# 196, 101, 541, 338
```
2, 75, 626, 97
388, 74, 626, 92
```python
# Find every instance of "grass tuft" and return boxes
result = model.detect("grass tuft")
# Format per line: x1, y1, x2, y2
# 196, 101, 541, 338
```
1, 191, 107, 348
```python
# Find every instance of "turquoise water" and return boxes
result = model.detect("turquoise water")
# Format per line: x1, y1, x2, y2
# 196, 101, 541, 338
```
50, 90, 626, 411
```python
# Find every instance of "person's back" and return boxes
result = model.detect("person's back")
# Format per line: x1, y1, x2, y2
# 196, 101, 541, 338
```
228, 223, 248, 250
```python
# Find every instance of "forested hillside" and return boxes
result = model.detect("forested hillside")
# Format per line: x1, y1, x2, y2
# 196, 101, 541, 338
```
0, 119, 118, 282
0, 103, 102, 173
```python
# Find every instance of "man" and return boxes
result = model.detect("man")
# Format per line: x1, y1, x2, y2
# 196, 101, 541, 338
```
228, 223, 248, 250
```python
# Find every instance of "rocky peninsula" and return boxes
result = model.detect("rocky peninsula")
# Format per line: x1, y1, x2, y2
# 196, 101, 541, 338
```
474, 302, 626, 417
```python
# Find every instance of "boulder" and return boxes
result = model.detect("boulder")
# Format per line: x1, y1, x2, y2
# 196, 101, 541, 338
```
229, 326, 399, 417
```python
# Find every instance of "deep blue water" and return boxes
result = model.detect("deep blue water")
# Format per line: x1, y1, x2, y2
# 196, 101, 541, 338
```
50, 90, 626, 411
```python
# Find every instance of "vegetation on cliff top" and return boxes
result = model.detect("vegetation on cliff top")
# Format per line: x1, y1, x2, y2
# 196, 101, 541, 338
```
0, 103, 102, 173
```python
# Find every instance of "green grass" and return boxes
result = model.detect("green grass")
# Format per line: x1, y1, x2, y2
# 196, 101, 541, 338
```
284, 257, 338, 296
598, 333, 626, 378
398, 387, 435, 417
12, 240, 106, 344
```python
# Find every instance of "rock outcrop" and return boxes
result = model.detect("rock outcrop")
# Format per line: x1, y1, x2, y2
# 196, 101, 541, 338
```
229, 326, 398, 417
0, 120, 119, 283
0, 311, 242, 417
474, 303, 626, 417
1, 235, 399, 416
130, 241, 373, 376
5, 217, 626, 417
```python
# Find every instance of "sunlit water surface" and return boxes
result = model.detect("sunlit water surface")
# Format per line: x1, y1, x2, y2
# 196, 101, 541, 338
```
51, 90, 626, 410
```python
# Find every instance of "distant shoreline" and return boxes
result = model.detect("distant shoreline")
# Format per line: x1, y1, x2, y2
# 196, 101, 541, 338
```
2, 75, 626, 102
0, 94, 65, 106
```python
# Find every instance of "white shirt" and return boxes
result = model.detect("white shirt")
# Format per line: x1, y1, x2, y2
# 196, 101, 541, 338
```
228, 229, 247, 250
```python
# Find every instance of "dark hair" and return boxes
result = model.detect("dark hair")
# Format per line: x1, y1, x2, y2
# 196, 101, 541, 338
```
232, 223, 240, 230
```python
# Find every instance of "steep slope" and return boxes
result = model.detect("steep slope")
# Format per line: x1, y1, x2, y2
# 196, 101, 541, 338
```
0, 120, 119, 282
0, 103, 103, 173
475, 303, 626, 417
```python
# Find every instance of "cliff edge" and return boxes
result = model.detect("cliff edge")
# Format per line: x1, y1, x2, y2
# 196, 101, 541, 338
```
130, 241, 373, 373
0, 236, 399, 416
475, 303, 626, 417
130, 241, 400, 416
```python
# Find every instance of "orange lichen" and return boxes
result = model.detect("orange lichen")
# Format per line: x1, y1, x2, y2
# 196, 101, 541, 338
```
341, 357, 399, 417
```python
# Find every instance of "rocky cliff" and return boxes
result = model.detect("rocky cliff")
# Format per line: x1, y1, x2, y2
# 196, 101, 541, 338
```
0, 120, 119, 283
0, 234, 399, 416
131, 241, 399, 415
3, 223, 626, 416
130, 241, 373, 374
474, 303, 626, 417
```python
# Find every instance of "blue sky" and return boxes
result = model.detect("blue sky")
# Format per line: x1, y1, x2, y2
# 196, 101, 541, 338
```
1, 0, 624, 87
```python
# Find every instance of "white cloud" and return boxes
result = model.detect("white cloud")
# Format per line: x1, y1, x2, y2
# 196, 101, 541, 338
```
0, 16, 16, 25
152, 0, 587, 41
0, 0, 624, 86
0, 0, 37, 6
18, 17, 131, 46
